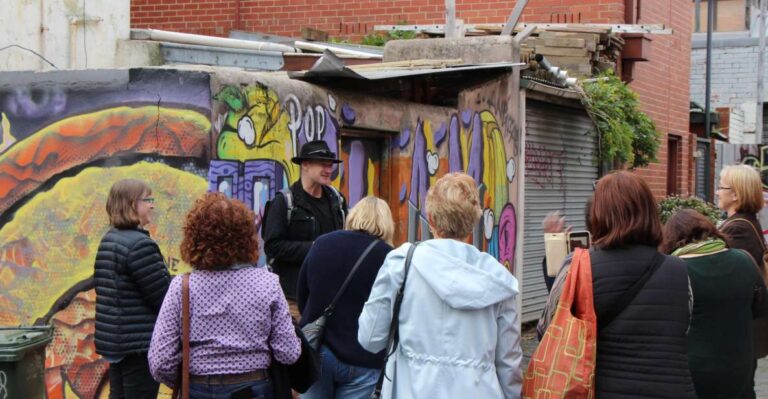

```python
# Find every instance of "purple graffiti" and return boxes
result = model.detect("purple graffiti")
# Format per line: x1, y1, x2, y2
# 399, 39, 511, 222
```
498, 204, 517, 273
398, 128, 411, 149
461, 109, 472, 126
409, 120, 429, 208
433, 123, 447, 147
448, 114, 462, 172
341, 103, 356, 125
4, 87, 67, 119
467, 112, 484, 184
348, 140, 366, 207
208, 160, 241, 199
399, 183, 407, 202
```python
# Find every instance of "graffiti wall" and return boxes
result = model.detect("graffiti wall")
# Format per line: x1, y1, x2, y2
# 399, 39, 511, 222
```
0, 67, 522, 398
206, 72, 522, 271
0, 69, 212, 398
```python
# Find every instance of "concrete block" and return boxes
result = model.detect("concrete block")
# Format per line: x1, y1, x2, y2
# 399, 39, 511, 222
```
383, 36, 518, 63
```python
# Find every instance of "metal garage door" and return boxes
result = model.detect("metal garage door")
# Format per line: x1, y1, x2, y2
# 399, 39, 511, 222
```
522, 99, 598, 323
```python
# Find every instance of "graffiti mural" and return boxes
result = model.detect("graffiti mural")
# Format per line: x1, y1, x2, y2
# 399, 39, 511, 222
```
0, 69, 211, 398
1, 68, 521, 398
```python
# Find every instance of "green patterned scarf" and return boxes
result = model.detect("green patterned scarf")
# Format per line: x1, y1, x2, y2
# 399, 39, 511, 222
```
671, 239, 727, 257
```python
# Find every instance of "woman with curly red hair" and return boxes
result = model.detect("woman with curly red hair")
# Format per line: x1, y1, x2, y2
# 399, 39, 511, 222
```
148, 192, 300, 398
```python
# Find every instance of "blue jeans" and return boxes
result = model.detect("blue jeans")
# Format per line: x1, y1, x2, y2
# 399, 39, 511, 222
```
301, 346, 379, 399
189, 379, 273, 399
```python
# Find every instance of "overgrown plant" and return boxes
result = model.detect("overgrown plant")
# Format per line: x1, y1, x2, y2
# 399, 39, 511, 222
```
658, 195, 722, 225
361, 30, 417, 46
578, 70, 661, 168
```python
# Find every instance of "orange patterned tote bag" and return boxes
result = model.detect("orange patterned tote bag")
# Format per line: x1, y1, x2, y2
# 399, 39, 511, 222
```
522, 248, 597, 399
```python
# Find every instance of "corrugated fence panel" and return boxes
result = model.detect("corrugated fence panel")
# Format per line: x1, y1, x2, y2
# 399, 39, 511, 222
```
522, 99, 598, 323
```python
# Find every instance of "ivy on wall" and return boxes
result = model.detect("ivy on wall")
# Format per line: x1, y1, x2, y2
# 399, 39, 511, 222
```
578, 71, 661, 169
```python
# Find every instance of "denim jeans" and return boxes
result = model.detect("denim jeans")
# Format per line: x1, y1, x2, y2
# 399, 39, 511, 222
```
301, 346, 379, 399
189, 379, 272, 399
108, 354, 160, 399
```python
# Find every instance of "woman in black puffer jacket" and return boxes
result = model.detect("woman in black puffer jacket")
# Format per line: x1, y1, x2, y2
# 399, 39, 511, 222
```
94, 179, 170, 399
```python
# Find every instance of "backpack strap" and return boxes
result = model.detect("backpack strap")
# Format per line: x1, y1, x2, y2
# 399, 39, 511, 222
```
279, 188, 294, 224
326, 185, 346, 226
597, 252, 664, 331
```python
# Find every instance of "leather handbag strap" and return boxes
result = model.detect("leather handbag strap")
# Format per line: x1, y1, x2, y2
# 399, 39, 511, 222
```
181, 273, 191, 399
598, 253, 664, 331
724, 218, 767, 252
324, 239, 379, 317
372, 242, 419, 396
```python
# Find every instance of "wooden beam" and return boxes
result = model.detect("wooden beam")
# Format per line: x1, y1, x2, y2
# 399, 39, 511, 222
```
373, 23, 673, 35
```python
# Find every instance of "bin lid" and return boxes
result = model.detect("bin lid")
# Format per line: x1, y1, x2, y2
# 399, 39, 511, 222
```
0, 327, 53, 362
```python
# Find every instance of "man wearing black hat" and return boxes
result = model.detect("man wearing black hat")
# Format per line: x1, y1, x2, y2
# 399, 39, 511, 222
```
263, 140, 348, 311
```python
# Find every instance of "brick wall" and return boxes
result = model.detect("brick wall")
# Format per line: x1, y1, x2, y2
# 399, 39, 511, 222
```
130, 0, 624, 39
629, 0, 694, 198
130, 0, 694, 198
690, 43, 768, 108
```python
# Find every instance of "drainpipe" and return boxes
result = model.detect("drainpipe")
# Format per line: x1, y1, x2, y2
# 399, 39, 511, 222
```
69, 17, 78, 69
40, 0, 47, 70
758, 0, 766, 143
704, 0, 714, 143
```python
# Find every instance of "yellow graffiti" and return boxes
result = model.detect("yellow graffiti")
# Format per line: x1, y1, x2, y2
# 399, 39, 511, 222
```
479, 110, 509, 213
216, 85, 299, 183
0, 112, 15, 154
0, 162, 206, 326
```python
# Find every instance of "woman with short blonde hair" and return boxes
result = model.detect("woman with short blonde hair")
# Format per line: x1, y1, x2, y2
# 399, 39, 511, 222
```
298, 196, 395, 398
424, 172, 483, 239
717, 164, 768, 397
346, 196, 395, 245
359, 173, 522, 398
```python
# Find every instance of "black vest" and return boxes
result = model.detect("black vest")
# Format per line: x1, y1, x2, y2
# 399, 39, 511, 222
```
591, 245, 696, 398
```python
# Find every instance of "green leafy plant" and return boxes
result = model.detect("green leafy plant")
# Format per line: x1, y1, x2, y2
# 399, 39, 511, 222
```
578, 70, 661, 168
658, 195, 723, 225
360, 30, 416, 47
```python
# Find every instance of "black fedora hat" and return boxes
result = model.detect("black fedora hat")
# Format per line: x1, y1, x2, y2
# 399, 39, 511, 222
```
291, 140, 342, 164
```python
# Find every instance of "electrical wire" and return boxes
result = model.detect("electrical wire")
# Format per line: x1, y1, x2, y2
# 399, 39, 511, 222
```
0, 45, 59, 69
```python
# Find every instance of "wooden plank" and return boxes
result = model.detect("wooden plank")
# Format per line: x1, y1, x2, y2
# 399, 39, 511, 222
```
538, 31, 600, 44
535, 46, 590, 57
542, 37, 587, 48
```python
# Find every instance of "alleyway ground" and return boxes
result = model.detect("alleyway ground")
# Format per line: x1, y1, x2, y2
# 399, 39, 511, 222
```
520, 323, 768, 396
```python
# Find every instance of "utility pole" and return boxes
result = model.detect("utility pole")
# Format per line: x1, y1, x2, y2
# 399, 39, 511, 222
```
445, 0, 457, 39
758, 0, 766, 143
705, 0, 715, 142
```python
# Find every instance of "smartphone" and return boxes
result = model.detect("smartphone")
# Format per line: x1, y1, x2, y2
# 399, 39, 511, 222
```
567, 231, 592, 252
544, 233, 568, 277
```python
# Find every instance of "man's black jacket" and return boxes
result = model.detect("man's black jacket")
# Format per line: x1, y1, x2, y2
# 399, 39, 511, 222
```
263, 181, 347, 299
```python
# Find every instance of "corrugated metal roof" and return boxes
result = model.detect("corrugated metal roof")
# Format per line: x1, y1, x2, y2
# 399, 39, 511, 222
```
289, 50, 524, 81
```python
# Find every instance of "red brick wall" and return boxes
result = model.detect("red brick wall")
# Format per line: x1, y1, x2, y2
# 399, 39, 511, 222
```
130, 0, 624, 39
628, 0, 694, 198
130, 0, 694, 198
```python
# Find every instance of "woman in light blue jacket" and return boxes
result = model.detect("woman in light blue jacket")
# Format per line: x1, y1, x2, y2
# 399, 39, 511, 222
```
358, 172, 523, 399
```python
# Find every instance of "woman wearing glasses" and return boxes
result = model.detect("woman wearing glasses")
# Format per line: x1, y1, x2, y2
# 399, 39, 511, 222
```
716, 164, 768, 398
94, 179, 171, 399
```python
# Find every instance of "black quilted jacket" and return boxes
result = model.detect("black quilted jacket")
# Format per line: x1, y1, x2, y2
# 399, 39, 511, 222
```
94, 227, 170, 357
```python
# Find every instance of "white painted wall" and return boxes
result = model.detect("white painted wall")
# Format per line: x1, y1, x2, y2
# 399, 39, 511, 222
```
0, 0, 130, 71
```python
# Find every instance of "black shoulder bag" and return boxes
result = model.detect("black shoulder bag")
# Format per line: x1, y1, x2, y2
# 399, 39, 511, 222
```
370, 242, 419, 399
302, 239, 380, 350
597, 252, 664, 331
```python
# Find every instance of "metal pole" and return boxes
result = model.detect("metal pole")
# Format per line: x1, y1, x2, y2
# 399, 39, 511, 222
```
705, 0, 715, 141
758, 0, 766, 143
445, 0, 456, 39
501, 0, 530, 36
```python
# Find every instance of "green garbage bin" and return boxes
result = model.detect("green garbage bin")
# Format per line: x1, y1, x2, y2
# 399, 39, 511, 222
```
0, 326, 53, 399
